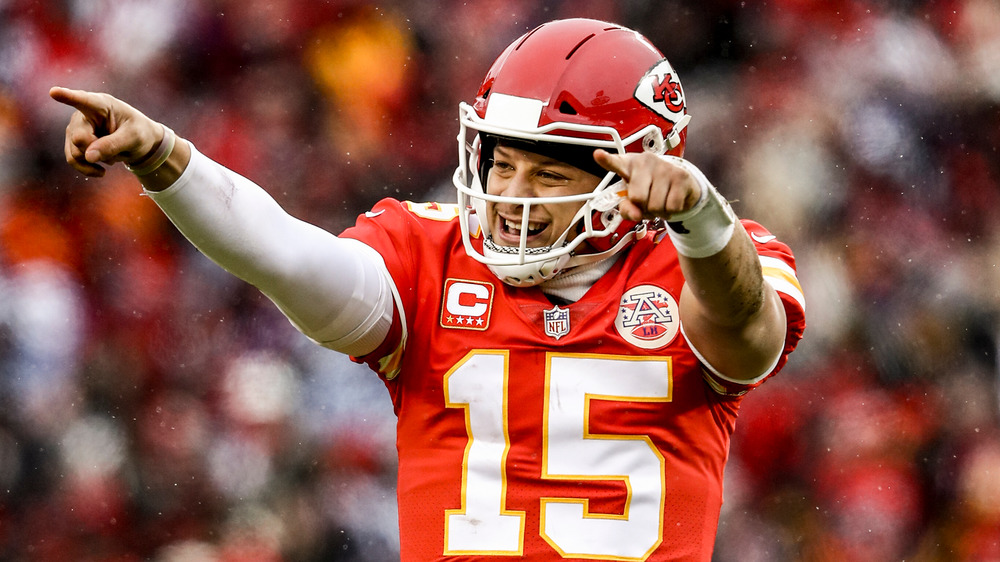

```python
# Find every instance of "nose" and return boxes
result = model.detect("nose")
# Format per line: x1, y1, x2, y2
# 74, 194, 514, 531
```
484, 170, 529, 225
491, 168, 536, 199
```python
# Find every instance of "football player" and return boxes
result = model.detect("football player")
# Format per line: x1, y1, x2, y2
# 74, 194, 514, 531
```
53, 18, 804, 561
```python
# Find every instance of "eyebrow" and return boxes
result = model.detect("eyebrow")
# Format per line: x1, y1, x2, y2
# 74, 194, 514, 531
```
493, 145, 574, 168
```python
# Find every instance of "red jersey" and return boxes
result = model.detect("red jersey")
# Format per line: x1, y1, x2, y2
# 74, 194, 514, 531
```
341, 199, 805, 561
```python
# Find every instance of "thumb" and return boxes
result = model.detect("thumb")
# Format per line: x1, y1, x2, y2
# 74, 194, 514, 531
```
85, 128, 141, 164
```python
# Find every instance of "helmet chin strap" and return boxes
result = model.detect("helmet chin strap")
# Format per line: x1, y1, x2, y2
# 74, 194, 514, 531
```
564, 222, 645, 269
482, 237, 570, 287
482, 220, 644, 287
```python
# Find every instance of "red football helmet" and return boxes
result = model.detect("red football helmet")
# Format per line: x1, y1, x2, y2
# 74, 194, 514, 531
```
454, 18, 691, 286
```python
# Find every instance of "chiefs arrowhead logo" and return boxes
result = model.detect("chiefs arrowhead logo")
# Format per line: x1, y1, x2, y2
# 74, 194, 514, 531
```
634, 59, 686, 125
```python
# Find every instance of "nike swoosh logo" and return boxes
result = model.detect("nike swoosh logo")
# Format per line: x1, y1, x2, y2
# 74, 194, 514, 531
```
365, 210, 385, 218
750, 232, 776, 244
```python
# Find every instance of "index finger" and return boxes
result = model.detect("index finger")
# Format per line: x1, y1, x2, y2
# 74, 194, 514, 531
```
49, 87, 108, 120
593, 149, 631, 181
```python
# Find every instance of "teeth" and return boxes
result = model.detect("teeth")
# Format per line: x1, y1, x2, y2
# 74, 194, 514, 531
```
504, 219, 543, 234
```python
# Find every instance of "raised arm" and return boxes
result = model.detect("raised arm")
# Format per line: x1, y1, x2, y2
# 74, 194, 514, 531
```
50, 87, 395, 357
594, 149, 787, 382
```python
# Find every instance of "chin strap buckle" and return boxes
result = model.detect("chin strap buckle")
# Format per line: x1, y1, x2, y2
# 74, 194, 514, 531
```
591, 188, 627, 213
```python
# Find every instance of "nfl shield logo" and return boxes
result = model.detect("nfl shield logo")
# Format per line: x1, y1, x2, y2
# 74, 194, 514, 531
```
543, 305, 570, 340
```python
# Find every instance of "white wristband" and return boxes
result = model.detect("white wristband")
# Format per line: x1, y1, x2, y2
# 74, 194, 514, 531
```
127, 125, 176, 176
663, 157, 736, 258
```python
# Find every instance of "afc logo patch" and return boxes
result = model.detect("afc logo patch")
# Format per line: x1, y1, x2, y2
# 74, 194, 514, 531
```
440, 278, 494, 331
614, 284, 680, 349
634, 59, 686, 126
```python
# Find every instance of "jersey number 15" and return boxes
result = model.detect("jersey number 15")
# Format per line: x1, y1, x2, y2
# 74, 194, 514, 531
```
444, 351, 672, 560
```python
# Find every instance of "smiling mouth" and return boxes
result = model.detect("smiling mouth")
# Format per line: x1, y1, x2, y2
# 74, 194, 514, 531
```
500, 217, 547, 238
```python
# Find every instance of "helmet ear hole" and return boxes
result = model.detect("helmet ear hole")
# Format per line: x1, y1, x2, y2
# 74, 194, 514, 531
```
642, 129, 665, 154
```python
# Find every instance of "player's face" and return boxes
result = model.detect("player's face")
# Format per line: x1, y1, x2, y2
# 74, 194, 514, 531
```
486, 145, 602, 249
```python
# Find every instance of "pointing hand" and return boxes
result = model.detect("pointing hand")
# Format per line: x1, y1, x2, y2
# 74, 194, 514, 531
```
49, 86, 165, 178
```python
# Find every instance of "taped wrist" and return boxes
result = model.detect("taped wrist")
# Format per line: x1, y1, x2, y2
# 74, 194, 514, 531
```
127, 125, 176, 176
664, 157, 736, 258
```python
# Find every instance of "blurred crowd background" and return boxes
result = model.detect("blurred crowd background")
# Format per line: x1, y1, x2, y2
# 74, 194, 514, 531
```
1, 0, 999, 560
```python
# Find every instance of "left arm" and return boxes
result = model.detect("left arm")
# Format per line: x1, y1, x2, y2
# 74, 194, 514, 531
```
675, 221, 787, 381
594, 150, 786, 382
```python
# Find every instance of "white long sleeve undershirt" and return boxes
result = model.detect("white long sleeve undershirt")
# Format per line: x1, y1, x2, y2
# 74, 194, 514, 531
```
145, 143, 395, 357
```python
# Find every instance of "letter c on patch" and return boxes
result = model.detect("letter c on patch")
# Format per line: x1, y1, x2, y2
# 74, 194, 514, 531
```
446, 282, 490, 316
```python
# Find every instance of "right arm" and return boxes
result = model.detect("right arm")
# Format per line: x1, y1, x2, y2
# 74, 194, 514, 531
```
50, 87, 395, 357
